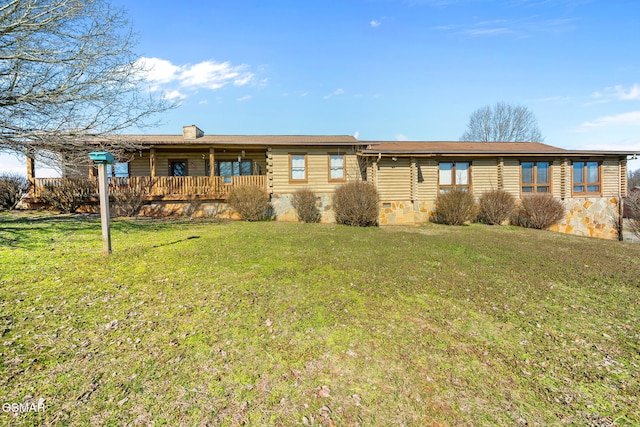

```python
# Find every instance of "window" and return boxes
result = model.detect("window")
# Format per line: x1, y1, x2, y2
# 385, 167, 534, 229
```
521, 161, 550, 193
205, 159, 252, 183
169, 160, 187, 176
573, 161, 600, 194
106, 162, 129, 178
289, 154, 307, 183
438, 162, 470, 193
328, 154, 345, 182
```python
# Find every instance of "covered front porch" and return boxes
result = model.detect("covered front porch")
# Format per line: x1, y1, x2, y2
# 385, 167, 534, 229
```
26, 142, 270, 202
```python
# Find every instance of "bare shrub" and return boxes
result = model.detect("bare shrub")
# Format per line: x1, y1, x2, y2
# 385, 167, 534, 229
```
333, 182, 379, 227
111, 185, 148, 217
182, 198, 203, 220
611, 213, 623, 242
478, 189, 516, 225
292, 188, 320, 223
0, 174, 29, 210
227, 185, 271, 221
434, 190, 477, 225
625, 191, 640, 239
40, 178, 96, 213
515, 193, 565, 230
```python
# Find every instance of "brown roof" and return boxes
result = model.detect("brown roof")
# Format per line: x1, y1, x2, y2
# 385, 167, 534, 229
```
119, 134, 360, 146
360, 141, 634, 157
100, 132, 635, 157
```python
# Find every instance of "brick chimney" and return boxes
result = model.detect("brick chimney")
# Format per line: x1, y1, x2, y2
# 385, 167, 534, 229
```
183, 125, 204, 139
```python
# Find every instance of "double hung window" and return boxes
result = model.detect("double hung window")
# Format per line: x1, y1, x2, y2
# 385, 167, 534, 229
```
438, 162, 470, 193
289, 154, 307, 183
328, 154, 345, 182
521, 161, 550, 193
573, 161, 600, 195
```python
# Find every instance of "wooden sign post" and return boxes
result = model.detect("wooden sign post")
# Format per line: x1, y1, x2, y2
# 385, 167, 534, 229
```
89, 152, 115, 255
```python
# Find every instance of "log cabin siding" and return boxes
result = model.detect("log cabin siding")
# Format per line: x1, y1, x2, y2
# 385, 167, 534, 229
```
502, 158, 521, 198
560, 158, 571, 199
416, 159, 438, 201
129, 155, 149, 176
471, 159, 498, 196
269, 147, 361, 194
376, 158, 412, 200
602, 157, 621, 197
552, 159, 563, 198
621, 160, 628, 197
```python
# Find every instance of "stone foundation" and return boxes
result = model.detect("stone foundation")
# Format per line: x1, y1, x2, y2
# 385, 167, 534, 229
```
379, 201, 434, 225
139, 200, 238, 219
270, 193, 335, 223
26, 193, 623, 240
549, 197, 620, 240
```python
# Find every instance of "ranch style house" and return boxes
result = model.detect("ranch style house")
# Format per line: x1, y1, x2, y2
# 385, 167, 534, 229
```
26, 125, 635, 239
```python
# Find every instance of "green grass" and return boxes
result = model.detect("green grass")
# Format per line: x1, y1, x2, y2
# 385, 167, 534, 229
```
1, 211, 639, 426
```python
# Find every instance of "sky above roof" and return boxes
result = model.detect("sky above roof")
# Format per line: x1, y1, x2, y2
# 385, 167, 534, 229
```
3, 0, 639, 175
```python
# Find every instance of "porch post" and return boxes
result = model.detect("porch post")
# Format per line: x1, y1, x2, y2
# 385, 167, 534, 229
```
26, 156, 35, 188
209, 147, 215, 195
149, 148, 156, 179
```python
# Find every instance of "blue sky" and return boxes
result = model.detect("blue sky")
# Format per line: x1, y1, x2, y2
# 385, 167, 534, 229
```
3, 0, 640, 175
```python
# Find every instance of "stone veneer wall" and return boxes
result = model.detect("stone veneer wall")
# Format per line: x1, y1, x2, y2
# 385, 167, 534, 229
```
378, 201, 434, 225
549, 197, 620, 240
134, 195, 621, 241
270, 193, 335, 223
139, 200, 238, 219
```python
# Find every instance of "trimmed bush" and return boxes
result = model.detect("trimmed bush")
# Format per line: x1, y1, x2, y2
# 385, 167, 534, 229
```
333, 182, 379, 227
227, 185, 271, 221
292, 188, 321, 223
40, 178, 95, 213
625, 191, 640, 239
515, 193, 565, 230
478, 189, 516, 225
434, 190, 477, 225
0, 174, 29, 210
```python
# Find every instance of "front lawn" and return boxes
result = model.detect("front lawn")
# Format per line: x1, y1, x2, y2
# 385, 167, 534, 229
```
1, 212, 638, 426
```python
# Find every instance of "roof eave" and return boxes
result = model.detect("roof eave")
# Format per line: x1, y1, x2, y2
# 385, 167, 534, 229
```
358, 150, 636, 157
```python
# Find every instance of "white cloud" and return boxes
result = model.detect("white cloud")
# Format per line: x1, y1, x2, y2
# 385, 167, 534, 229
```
323, 88, 345, 99
370, 20, 381, 28
395, 134, 409, 141
354, 131, 360, 139
579, 111, 640, 129
466, 27, 513, 36
164, 90, 187, 100
138, 57, 181, 86
233, 73, 256, 87
613, 83, 640, 101
591, 84, 640, 102
435, 16, 576, 38
136, 57, 256, 98
236, 95, 252, 102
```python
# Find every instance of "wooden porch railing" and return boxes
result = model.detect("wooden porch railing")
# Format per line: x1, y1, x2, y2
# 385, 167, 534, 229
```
31, 175, 267, 199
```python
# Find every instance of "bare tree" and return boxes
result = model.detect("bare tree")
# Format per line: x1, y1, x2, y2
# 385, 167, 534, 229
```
0, 0, 174, 168
628, 168, 640, 189
460, 102, 543, 142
